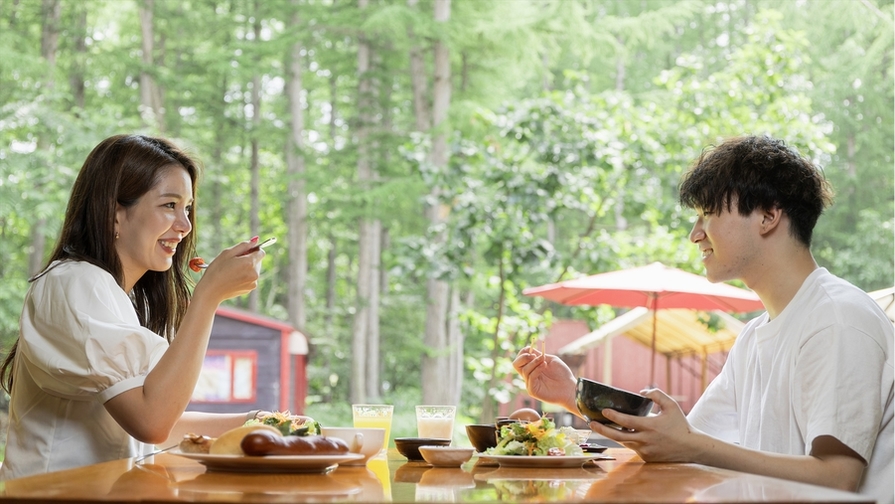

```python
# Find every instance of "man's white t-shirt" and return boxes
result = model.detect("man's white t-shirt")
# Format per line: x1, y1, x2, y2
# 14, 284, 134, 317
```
688, 268, 894, 504
0, 261, 169, 480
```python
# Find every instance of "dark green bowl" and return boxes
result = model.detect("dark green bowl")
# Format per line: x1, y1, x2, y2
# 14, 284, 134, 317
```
575, 377, 653, 424
465, 424, 498, 453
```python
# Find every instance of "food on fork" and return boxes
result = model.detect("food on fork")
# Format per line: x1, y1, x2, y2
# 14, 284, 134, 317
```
188, 257, 206, 272
188, 237, 276, 273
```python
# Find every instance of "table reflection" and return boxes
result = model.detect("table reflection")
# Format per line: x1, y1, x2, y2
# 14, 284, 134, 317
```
0, 448, 871, 504
472, 464, 606, 502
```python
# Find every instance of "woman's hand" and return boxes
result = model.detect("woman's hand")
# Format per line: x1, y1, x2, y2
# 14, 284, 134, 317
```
512, 346, 578, 413
193, 238, 264, 303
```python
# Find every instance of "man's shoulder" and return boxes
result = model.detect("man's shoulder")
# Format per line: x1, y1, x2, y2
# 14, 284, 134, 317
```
808, 268, 881, 311
786, 268, 889, 336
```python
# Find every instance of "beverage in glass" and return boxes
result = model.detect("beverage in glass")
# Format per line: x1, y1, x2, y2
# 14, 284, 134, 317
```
415, 405, 456, 439
352, 404, 393, 451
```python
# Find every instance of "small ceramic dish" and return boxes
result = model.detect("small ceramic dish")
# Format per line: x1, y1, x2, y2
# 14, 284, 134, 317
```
418, 446, 475, 468
395, 437, 451, 461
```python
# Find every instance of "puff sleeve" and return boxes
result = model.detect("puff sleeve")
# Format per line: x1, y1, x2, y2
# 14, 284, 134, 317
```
18, 261, 169, 404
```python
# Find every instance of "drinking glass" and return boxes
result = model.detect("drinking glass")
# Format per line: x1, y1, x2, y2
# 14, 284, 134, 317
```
415, 405, 456, 439
352, 404, 393, 451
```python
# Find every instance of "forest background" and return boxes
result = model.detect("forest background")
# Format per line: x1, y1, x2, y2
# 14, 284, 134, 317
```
1, 0, 893, 440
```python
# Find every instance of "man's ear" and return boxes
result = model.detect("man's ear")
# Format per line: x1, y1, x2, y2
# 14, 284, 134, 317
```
759, 207, 783, 236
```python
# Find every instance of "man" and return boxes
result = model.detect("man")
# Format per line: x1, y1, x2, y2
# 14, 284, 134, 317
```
514, 135, 893, 504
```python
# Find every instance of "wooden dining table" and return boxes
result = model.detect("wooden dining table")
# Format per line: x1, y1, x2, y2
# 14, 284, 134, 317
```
0, 447, 872, 503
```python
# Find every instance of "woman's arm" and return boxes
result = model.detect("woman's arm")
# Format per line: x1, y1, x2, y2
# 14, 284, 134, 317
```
104, 240, 263, 444
160, 411, 250, 447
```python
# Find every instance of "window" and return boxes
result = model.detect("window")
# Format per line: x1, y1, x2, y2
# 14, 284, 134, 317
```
191, 350, 258, 403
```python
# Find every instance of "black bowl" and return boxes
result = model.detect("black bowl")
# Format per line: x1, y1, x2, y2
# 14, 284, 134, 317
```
575, 377, 654, 424
394, 437, 451, 461
465, 424, 498, 453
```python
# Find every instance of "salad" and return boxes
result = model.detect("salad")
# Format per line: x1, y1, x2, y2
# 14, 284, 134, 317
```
485, 417, 584, 456
245, 410, 321, 436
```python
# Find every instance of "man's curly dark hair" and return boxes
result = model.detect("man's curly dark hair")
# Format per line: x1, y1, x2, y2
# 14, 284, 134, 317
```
679, 135, 834, 247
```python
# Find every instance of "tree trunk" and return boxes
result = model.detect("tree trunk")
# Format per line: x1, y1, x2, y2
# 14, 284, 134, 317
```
482, 253, 506, 422
365, 219, 382, 400
380, 228, 389, 293
29, 0, 60, 277
139, 0, 164, 131
325, 235, 337, 336
407, 0, 430, 131
247, 7, 262, 312
209, 73, 228, 255
69, 3, 87, 109
350, 0, 374, 404
447, 286, 464, 405
285, 3, 308, 332
614, 37, 627, 231
422, 0, 453, 406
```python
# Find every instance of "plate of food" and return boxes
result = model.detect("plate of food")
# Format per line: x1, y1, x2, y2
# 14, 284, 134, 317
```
170, 413, 362, 473
478, 416, 612, 468
171, 450, 363, 473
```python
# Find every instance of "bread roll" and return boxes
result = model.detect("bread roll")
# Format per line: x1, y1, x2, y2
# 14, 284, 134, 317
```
179, 433, 215, 454
209, 424, 281, 455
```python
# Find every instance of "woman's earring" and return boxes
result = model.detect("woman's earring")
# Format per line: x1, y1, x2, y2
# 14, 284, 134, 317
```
115, 231, 119, 239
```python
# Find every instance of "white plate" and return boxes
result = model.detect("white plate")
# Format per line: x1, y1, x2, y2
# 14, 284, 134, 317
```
170, 449, 364, 473
476, 454, 607, 469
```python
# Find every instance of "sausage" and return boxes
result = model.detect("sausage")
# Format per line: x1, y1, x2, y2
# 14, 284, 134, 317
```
241, 430, 350, 456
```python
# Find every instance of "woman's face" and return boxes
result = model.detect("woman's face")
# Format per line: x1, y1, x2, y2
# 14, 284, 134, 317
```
114, 165, 193, 291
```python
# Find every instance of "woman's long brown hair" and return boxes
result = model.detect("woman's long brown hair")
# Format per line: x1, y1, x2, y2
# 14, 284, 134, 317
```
1, 134, 201, 393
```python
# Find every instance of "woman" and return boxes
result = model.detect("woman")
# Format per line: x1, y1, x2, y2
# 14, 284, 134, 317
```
0, 134, 268, 479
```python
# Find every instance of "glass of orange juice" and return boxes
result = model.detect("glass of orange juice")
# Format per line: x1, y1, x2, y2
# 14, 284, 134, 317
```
352, 404, 393, 452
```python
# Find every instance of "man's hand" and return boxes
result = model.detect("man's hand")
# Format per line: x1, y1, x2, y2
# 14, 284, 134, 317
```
589, 388, 700, 462
512, 346, 578, 414
589, 389, 866, 493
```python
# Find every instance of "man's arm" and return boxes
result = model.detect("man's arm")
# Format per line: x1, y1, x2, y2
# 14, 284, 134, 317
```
591, 389, 866, 492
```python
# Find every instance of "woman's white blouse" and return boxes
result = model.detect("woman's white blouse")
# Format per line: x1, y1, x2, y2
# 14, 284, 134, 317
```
0, 261, 169, 480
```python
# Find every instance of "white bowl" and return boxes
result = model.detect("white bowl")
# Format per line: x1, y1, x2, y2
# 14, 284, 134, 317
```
320, 427, 385, 466
418, 446, 474, 468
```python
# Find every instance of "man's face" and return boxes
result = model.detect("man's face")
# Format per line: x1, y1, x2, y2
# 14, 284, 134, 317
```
688, 202, 763, 285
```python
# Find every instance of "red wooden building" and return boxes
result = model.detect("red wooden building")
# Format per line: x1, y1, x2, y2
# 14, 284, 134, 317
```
187, 307, 309, 415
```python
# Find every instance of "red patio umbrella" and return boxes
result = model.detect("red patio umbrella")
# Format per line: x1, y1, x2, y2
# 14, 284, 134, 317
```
523, 262, 764, 385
